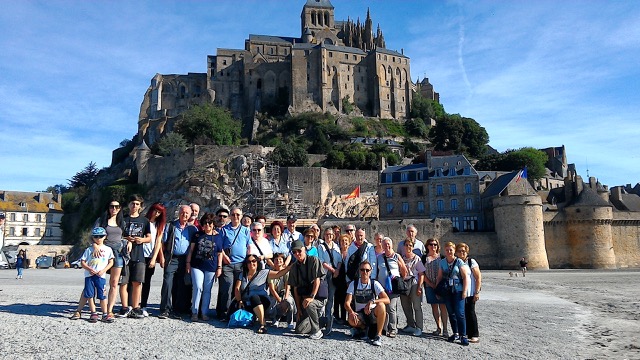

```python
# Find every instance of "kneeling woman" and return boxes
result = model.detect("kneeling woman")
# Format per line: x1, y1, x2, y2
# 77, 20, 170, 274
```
234, 232, 293, 333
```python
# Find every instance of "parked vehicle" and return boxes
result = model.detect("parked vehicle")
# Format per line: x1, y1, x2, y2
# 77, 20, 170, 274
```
36, 255, 54, 269
70, 259, 82, 269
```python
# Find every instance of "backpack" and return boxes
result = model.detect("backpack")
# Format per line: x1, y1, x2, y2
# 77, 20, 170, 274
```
346, 243, 367, 280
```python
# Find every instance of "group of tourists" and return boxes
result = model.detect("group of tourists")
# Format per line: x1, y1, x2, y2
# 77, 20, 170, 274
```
71, 196, 482, 347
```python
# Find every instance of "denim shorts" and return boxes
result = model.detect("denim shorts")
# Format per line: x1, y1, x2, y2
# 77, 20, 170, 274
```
425, 286, 445, 304
83, 275, 107, 300
107, 244, 124, 268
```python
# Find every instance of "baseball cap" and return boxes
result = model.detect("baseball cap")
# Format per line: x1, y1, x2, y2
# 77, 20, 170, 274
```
0, 212, 5, 219
287, 214, 297, 222
291, 240, 304, 251
92, 227, 107, 237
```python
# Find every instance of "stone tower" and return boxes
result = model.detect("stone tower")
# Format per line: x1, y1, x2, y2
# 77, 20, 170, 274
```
135, 140, 151, 185
564, 185, 616, 268
301, 0, 335, 35
493, 194, 549, 269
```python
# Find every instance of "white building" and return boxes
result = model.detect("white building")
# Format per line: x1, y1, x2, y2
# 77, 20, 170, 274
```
0, 191, 63, 246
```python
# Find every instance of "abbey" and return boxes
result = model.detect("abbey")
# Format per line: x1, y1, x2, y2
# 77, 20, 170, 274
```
138, 0, 426, 143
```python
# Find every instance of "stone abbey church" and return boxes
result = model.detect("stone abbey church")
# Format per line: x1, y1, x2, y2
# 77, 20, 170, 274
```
138, 0, 436, 144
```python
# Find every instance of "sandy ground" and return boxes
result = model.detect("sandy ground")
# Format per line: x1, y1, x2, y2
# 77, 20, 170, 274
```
0, 268, 638, 360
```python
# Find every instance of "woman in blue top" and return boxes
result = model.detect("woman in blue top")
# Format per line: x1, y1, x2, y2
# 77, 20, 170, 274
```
234, 250, 293, 334
186, 213, 223, 322
436, 241, 470, 346
16, 249, 26, 279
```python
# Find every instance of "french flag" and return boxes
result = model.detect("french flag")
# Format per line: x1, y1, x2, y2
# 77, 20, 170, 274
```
516, 167, 528, 182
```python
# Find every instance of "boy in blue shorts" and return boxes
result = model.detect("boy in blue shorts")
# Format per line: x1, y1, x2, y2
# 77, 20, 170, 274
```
70, 227, 115, 323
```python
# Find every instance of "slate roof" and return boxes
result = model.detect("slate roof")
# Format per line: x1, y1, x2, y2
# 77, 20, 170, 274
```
322, 43, 367, 55
572, 186, 610, 207
375, 47, 408, 58
481, 171, 519, 198
305, 0, 334, 8
249, 34, 298, 44
0, 191, 62, 213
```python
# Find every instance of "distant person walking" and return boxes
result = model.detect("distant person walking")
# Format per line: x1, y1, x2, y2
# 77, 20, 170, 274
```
520, 257, 528, 277
16, 249, 26, 279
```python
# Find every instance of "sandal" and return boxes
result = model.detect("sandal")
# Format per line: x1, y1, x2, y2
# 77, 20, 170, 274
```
70, 311, 81, 320
257, 325, 267, 334
432, 329, 442, 336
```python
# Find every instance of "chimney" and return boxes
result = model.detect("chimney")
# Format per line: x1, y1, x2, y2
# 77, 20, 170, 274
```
611, 186, 623, 202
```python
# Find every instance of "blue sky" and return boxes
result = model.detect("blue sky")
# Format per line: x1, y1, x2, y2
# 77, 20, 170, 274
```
1, 0, 639, 192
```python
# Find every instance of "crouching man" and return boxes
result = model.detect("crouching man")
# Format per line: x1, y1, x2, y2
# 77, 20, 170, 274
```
345, 260, 390, 346
288, 240, 326, 340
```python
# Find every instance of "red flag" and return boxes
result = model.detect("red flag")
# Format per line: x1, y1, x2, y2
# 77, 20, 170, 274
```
345, 185, 360, 199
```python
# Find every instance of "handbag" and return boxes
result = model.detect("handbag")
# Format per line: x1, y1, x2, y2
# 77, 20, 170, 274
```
228, 309, 254, 327
435, 258, 458, 297
382, 255, 412, 296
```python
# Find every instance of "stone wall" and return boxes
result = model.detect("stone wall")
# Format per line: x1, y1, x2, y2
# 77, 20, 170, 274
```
611, 218, 640, 268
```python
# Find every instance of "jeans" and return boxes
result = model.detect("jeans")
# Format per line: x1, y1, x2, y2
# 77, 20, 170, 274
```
400, 283, 424, 330
444, 291, 466, 337
385, 294, 401, 332
17, 267, 24, 277
324, 278, 337, 330
160, 255, 187, 313
191, 267, 215, 315
465, 296, 479, 338
216, 263, 242, 317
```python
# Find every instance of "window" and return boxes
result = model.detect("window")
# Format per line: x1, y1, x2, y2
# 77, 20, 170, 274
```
386, 188, 393, 198
386, 203, 394, 214
450, 184, 457, 195
465, 183, 472, 194
23, 214, 28, 221
36, 214, 42, 222
417, 186, 424, 196
35, 228, 41, 236
402, 202, 409, 214
466, 198, 474, 210
345, 54, 348, 59
9, 227, 15, 236
436, 184, 443, 196
385, 174, 392, 183
451, 217, 460, 231
10, 213, 16, 221
401, 172, 408, 181
329, 52, 333, 57
401, 187, 408, 197
22, 227, 28, 236
19, 202, 26, 207
435, 168, 442, 177
223, 59, 227, 65
463, 216, 478, 231
417, 201, 425, 213
417, 171, 424, 181
451, 199, 458, 211
45, 228, 52, 237
436, 200, 444, 212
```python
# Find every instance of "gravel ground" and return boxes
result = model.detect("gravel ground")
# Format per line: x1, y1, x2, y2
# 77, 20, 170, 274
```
0, 268, 638, 360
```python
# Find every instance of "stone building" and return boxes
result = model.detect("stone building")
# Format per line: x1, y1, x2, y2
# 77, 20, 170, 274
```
0, 191, 63, 246
137, 0, 418, 144
379, 151, 482, 231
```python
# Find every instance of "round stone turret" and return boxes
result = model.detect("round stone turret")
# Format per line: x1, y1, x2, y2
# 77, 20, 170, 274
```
565, 187, 616, 268
493, 194, 549, 269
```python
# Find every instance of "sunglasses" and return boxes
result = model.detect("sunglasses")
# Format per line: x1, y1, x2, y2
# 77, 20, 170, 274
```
109, 205, 120, 209
359, 268, 372, 273
252, 229, 263, 232
92, 235, 104, 239
248, 259, 258, 264
203, 221, 215, 225
292, 249, 303, 254
219, 214, 228, 218
428, 243, 438, 246
346, 229, 355, 232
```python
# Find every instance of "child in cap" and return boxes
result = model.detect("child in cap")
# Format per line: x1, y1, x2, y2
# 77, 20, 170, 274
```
69, 227, 115, 323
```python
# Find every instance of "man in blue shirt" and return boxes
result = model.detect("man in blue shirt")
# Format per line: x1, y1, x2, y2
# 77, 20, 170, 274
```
215, 207, 251, 320
159, 205, 198, 319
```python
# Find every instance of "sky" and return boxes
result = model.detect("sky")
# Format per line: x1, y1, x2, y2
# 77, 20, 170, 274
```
1, 0, 639, 192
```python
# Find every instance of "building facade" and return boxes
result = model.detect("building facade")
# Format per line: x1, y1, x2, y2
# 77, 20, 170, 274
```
379, 152, 482, 231
0, 191, 63, 246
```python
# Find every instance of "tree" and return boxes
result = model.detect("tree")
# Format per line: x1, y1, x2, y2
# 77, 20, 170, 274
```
270, 142, 308, 167
45, 184, 68, 195
475, 147, 548, 180
404, 118, 429, 138
156, 132, 187, 156
175, 104, 241, 145
410, 93, 445, 122
429, 114, 464, 152
460, 117, 489, 158
68, 162, 99, 188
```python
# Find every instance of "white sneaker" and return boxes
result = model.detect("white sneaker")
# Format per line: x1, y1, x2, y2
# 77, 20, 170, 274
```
413, 328, 422, 336
371, 335, 382, 346
141, 308, 149, 317
273, 321, 280, 328
310, 330, 323, 340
